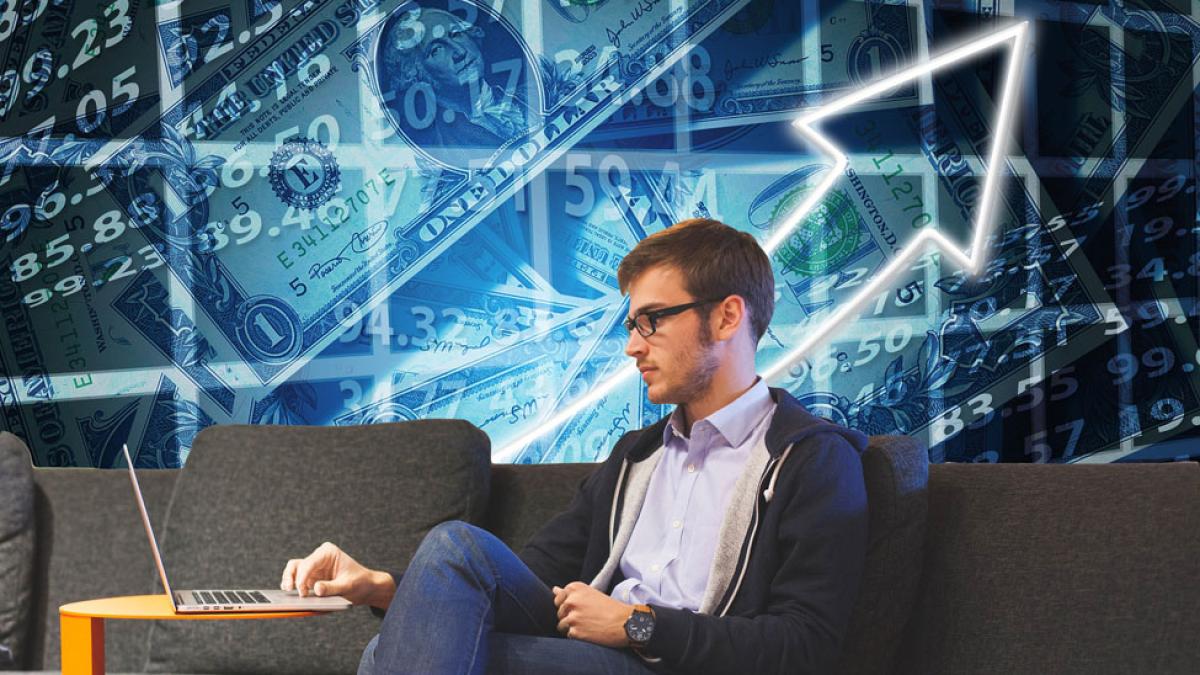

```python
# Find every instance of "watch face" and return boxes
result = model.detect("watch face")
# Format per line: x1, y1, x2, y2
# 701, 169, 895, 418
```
625, 610, 654, 644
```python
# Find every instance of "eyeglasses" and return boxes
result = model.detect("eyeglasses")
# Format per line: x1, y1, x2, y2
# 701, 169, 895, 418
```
624, 299, 722, 338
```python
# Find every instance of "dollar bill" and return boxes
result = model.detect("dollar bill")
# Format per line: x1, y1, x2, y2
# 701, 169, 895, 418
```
0, 220, 240, 468
510, 300, 670, 464
77, 0, 753, 392
0, 0, 161, 140
396, 144, 684, 302
0, 316, 221, 468
235, 222, 589, 426
1025, 0, 1198, 219
0, 208, 241, 402
415, 213, 556, 294
298, 275, 586, 380
540, 160, 677, 298
1, 0, 752, 398
591, 0, 920, 138
331, 302, 621, 452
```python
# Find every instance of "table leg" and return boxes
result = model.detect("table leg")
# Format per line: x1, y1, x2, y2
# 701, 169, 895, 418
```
60, 613, 105, 675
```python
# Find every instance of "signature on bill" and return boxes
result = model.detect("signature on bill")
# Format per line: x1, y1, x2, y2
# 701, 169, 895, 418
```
309, 220, 389, 280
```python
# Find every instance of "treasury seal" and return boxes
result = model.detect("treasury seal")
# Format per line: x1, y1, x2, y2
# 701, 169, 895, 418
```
268, 136, 341, 210
772, 187, 862, 277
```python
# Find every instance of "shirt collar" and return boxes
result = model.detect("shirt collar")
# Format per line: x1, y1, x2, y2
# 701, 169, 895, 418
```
662, 377, 773, 447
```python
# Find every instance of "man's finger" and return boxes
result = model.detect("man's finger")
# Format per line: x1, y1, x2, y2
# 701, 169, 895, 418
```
557, 591, 576, 614
314, 577, 347, 597
280, 559, 299, 591
557, 617, 570, 635
294, 556, 321, 597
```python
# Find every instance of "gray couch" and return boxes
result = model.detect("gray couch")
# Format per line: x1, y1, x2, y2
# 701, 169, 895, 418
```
2, 422, 1198, 674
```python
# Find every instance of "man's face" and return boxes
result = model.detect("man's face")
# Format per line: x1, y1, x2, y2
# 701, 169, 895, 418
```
419, 18, 484, 88
624, 265, 721, 405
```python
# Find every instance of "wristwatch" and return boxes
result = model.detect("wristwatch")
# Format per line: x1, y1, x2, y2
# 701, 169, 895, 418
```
624, 604, 656, 648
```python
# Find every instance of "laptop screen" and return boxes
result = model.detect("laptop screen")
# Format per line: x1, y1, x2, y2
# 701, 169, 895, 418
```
123, 444, 176, 607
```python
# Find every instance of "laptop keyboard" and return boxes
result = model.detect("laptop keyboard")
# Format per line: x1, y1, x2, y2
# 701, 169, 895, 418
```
195, 590, 271, 605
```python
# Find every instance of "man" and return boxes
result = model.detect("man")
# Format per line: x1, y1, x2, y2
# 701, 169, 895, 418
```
282, 219, 870, 674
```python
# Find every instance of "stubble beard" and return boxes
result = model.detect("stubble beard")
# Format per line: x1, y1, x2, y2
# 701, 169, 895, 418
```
654, 319, 721, 405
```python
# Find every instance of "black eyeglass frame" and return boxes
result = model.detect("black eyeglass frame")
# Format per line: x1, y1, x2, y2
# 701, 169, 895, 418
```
623, 298, 724, 338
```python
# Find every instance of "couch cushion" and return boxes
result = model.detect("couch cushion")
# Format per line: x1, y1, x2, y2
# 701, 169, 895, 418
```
0, 432, 34, 669
835, 435, 928, 675
29, 465, 178, 671
485, 463, 597, 552
146, 420, 490, 674
894, 463, 1200, 675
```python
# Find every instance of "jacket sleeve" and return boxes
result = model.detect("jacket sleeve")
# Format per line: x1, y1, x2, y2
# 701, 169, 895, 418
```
516, 444, 623, 588
642, 433, 869, 675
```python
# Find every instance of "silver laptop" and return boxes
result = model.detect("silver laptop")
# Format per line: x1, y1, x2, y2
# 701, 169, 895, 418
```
123, 444, 352, 613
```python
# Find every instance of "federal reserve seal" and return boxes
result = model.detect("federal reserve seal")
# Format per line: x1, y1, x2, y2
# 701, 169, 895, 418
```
268, 136, 341, 210
772, 187, 862, 277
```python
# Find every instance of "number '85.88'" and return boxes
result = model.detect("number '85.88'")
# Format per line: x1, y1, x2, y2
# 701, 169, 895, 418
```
8, 209, 130, 283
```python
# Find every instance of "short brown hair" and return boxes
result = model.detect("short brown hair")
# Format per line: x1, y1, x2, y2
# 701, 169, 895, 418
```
617, 218, 775, 342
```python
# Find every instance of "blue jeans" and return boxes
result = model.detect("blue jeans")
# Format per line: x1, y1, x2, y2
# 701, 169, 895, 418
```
358, 521, 658, 675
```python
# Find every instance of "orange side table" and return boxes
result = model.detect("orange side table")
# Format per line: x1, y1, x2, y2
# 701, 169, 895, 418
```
59, 595, 324, 675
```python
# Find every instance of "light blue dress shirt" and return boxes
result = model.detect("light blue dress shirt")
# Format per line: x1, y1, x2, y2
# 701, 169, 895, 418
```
612, 378, 776, 611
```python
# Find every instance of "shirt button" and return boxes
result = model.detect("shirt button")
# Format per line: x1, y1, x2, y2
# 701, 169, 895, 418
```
687, 464, 696, 473
651, 564, 660, 572
672, 520, 682, 528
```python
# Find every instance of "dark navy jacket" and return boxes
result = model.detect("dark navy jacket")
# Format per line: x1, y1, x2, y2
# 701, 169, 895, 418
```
519, 387, 869, 675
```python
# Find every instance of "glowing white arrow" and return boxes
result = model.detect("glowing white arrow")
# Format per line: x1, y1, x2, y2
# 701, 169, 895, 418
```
760, 20, 1029, 378
494, 21, 1030, 462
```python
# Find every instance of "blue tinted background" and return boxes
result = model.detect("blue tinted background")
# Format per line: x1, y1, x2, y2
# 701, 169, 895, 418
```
2, 0, 1198, 467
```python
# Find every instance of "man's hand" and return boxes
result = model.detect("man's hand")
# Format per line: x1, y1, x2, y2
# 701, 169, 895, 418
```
280, 541, 396, 609
552, 581, 633, 648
